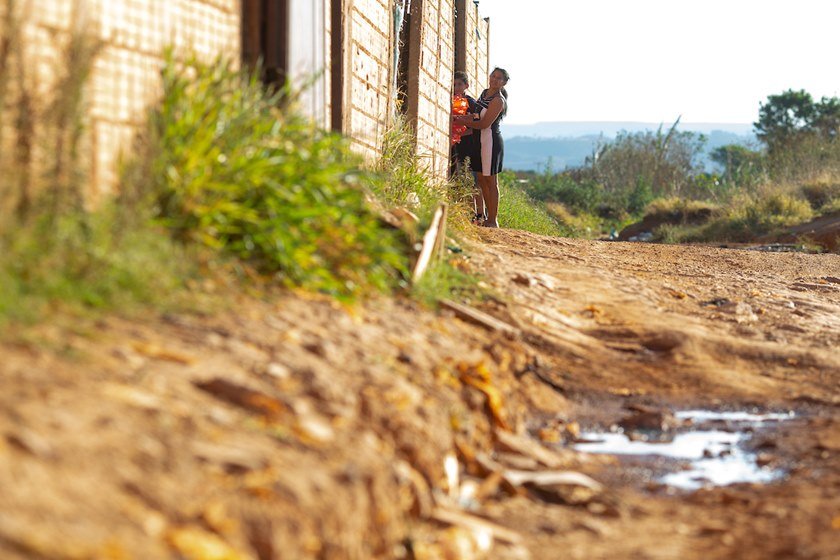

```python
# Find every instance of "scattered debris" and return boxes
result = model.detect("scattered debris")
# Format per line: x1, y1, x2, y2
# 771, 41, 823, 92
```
192, 441, 268, 473
166, 526, 250, 560
131, 341, 197, 365
444, 453, 460, 499
458, 362, 511, 430
494, 429, 569, 469
628, 232, 654, 242
102, 383, 162, 411
500, 469, 604, 493
5, 429, 55, 459
701, 298, 731, 308
194, 378, 287, 421
431, 506, 525, 546
512, 273, 537, 287
790, 282, 839, 293
746, 243, 807, 253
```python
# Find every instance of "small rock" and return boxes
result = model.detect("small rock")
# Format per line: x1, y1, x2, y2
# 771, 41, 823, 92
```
112, 347, 147, 370
205, 333, 225, 347
303, 340, 334, 359
701, 298, 731, 308
619, 406, 677, 432
755, 453, 774, 467
192, 441, 268, 473
265, 363, 291, 380
296, 414, 335, 444
6, 429, 55, 459
512, 273, 537, 287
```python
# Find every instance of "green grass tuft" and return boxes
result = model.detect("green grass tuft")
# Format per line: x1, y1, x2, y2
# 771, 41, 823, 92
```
0, 209, 195, 323
138, 54, 409, 299
499, 175, 568, 236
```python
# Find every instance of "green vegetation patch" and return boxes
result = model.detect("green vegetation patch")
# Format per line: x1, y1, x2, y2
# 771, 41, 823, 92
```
499, 173, 568, 236
0, 210, 194, 323
141, 55, 409, 298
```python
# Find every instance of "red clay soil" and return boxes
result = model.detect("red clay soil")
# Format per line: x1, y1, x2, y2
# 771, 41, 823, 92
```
1, 231, 838, 560
761, 211, 840, 252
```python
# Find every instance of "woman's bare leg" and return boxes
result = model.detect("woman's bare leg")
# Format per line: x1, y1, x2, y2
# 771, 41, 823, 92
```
481, 175, 499, 228
472, 173, 485, 219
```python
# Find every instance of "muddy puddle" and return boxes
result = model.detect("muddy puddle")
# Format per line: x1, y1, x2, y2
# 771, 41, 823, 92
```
574, 409, 796, 490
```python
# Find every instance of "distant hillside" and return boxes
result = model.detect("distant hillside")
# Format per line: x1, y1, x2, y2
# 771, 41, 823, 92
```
503, 121, 755, 138
502, 122, 757, 172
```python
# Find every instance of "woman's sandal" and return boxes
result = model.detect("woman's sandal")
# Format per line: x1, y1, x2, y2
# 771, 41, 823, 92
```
470, 212, 486, 225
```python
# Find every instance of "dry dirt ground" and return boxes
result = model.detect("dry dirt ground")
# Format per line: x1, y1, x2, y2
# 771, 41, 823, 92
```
1, 231, 838, 560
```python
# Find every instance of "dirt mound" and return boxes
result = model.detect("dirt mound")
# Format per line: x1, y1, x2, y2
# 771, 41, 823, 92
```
761, 211, 840, 252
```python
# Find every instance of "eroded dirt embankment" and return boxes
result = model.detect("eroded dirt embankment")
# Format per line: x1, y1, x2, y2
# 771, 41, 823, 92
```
1, 232, 838, 560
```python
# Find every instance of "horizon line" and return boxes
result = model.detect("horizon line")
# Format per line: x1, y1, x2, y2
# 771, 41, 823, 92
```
505, 120, 755, 126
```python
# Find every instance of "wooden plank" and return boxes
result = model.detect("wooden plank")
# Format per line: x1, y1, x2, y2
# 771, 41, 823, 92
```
411, 202, 447, 283
432, 202, 448, 260
439, 299, 520, 338
500, 470, 604, 492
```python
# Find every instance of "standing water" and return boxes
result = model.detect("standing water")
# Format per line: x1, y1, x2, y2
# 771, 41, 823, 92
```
574, 410, 795, 490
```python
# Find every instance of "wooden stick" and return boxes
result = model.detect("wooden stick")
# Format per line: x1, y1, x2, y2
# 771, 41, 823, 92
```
439, 299, 520, 338
430, 506, 524, 545
412, 202, 448, 283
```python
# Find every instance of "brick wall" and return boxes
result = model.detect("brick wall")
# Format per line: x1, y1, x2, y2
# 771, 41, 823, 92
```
458, 0, 490, 96
1, 0, 491, 204
1, 0, 240, 203
407, 0, 455, 179
342, 0, 395, 162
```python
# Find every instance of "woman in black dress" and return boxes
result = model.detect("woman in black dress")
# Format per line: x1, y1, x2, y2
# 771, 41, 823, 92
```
456, 67, 509, 228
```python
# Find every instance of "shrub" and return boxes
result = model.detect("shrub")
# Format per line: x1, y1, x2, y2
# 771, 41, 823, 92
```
644, 197, 718, 223
590, 122, 706, 199
141, 55, 408, 298
498, 175, 567, 236
696, 193, 813, 242
820, 197, 840, 214
544, 202, 602, 237
800, 181, 840, 210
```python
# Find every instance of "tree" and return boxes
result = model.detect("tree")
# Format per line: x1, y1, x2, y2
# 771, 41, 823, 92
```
814, 96, 840, 140
755, 89, 840, 151
591, 120, 706, 199
710, 144, 764, 185
754, 89, 815, 149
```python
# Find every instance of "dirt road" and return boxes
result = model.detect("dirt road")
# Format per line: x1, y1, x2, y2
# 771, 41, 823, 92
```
1, 232, 838, 559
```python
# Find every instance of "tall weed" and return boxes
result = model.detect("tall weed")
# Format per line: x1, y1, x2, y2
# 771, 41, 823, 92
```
139, 55, 409, 298
498, 174, 567, 236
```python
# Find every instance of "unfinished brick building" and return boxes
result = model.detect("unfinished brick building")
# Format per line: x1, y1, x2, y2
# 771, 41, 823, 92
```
1, 0, 490, 198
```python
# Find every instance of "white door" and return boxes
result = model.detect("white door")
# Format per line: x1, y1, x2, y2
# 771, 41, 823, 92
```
288, 0, 327, 127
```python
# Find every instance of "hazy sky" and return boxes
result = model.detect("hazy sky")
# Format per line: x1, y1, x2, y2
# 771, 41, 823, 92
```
476, 0, 840, 125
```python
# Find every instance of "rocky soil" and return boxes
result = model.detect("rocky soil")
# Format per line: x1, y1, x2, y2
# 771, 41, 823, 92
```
1, 231, 838, 559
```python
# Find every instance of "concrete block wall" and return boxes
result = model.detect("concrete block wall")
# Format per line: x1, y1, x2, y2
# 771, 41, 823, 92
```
460, 0, 489, 96
410, 0, 455, 179
1, 0, 240, 203
1, 0, 491, 204
342, 0, 395, 162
